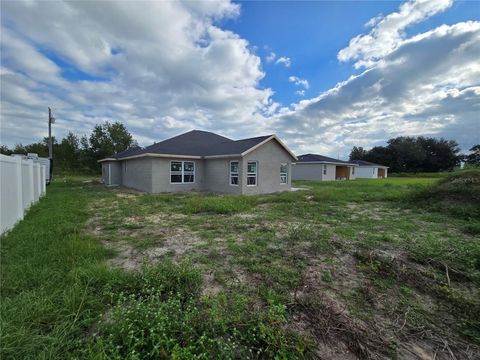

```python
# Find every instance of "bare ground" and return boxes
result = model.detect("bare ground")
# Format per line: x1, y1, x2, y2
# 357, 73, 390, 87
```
84, 192, 480, 359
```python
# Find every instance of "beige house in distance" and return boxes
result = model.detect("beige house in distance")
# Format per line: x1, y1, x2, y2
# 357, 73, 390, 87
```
99, 130, 297, 195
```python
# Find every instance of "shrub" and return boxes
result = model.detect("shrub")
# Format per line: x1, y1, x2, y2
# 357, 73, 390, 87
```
85, 261, 307, 359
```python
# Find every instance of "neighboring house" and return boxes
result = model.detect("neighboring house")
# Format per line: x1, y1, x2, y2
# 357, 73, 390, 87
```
99, 130, 296, 194
350, 160, 389, 179
292, 154, 357, 181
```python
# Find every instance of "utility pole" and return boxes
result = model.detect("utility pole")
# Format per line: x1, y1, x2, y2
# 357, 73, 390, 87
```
48, 107, 55, 182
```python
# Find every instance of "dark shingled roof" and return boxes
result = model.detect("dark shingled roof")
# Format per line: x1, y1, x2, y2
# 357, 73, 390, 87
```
113, 130, 275, 159
112, 146, 144, 159
350, 159, 388, 167
296, 153, 355, 165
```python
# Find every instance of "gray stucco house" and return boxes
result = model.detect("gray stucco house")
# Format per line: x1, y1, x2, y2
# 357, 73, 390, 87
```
99, 130, 297, 194
292, 154, 357, 181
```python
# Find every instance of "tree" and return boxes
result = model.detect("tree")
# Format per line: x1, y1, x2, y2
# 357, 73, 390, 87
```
350, 136, 462, 173
349, 146, 367, 161
465, 144, 480, 165
86, 122, 137, 170
0, 145, 13, 155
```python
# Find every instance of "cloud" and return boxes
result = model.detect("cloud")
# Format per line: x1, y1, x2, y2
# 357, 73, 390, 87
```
289, 76, 309, 89
265, 51, 276, 63
275, 56, 291, 67
276, 21, 480, 158
0, 0, 273, 146
1, 0, 478, 162
338, 0, 453, 68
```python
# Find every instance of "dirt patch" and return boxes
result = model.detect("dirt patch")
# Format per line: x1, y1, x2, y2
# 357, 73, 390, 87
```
233, 213, 258, 220
103, 229, 206, 271
201, 272, 223, 297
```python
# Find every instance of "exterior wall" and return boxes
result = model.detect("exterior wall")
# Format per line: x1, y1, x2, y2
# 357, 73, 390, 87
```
354, 166, 389, 179
102, 161, 122, 185
151, 158, 204, 193
204, 158, 243, 194
292, 163, 353, 181
355, 166, 376, 179
104, 139, 294, 194
350, 166, 356, 180
292, 163, 323, 181
122, 158, 153, 192
242, 139, 292, 195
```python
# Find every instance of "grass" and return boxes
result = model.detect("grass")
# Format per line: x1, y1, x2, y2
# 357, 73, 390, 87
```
1, 172, 479, 359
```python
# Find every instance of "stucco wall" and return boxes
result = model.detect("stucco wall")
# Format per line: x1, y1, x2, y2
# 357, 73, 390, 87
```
102, 161, 122, 185
151, 158, 204, 193
203, 158, 243, 194
242, 139, 292, 195
355, 166, 376, 178
122, 158, 153, 192
292, 163, 352, 181
292, 163, 322, 180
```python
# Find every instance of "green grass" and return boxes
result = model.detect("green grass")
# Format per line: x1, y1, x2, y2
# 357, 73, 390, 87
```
1, 173, 479, 358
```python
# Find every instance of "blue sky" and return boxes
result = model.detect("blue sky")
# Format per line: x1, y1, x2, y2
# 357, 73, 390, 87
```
225, 0, 478, 106
1, 0, 479, 158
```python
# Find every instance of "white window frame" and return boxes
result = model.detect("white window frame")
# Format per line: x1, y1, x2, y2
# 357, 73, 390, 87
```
230, 160, 239, 186
280, 163, 288, 185
323, 164, 327, 175
170, 160, 195, 184
246, 161, 257, 186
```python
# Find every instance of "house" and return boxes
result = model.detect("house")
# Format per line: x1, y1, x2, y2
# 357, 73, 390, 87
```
292, 154, 357, 181
99, 130, 297, 194
350, 160, 389, 178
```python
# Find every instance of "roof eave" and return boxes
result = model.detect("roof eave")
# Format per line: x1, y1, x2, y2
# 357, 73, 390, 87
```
98, 158, 118, 163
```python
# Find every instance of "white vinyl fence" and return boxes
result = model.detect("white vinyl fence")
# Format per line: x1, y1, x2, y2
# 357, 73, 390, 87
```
1, 154, 46, 235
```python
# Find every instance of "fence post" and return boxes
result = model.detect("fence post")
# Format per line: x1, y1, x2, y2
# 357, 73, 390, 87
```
15, 157, 23, 220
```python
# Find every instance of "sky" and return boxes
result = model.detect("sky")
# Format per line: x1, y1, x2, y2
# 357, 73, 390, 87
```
1, 0, 479, 159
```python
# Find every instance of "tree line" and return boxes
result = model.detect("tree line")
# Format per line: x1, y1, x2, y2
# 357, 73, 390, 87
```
349, 137, 479, 173
0, 122, 136, 174
2, 123, 478, 174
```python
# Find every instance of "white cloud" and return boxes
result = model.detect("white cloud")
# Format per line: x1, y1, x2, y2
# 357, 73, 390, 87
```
338, 0, 453, 68
276, 21, 480, 158
295, 90, 305, 96
275, 56, 291, 67
1, 0, 478, 162
289, 76, 309, 89
265, 51, 276, 63
0, 0, 273, 146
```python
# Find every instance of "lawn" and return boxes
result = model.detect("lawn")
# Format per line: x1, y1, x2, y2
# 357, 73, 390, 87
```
1, 174, 479, 359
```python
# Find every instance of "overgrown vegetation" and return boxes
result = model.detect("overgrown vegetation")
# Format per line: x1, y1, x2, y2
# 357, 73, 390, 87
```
1, 174, 479, 359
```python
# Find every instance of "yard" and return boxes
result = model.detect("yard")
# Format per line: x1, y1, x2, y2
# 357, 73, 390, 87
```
1, 174, 479, 359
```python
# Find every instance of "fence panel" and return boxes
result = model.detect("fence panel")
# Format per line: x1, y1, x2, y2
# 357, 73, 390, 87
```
0, 155, 46, 235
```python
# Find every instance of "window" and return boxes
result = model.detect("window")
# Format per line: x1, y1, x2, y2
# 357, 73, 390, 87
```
373, 168, 375, 175
352, 166, 355, 175
323, 165, 327, 175
247, 161, 257, 186
170, 161, 195, 184
280, 163, 288, 184
230, 161, 239, 186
